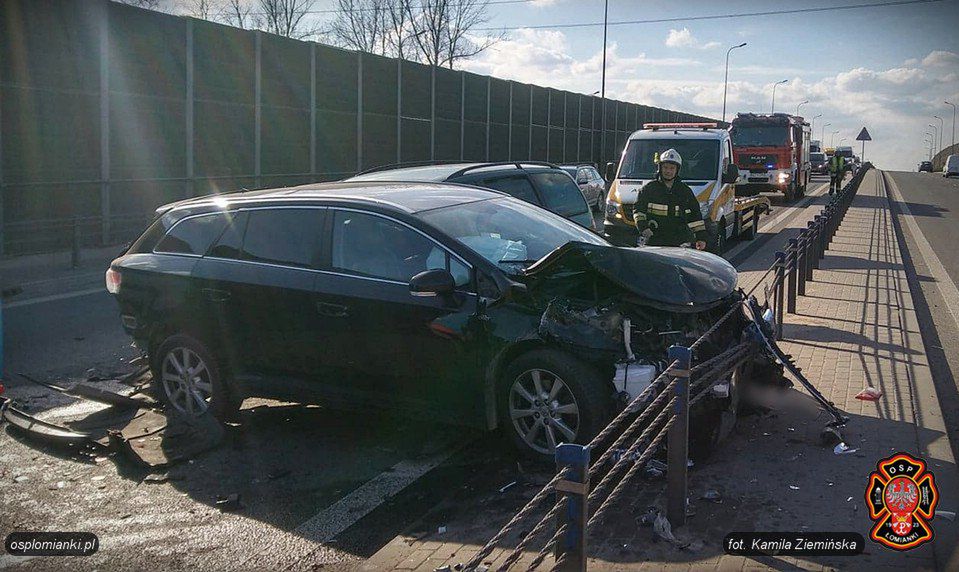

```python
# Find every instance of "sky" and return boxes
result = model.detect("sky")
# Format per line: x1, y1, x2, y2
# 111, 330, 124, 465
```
453, 0, 959, 171
166, 0, 959, 170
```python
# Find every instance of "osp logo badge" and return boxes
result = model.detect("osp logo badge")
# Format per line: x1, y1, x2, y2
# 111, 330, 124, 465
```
865, 452, 938, 550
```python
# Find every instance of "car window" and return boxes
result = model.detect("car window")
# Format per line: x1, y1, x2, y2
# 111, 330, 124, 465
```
590, 168, 604, 183
530, 172, 589, 217
332, 210, 456, 284
155, 213, 229, 255
477, 175, 540, 205
240, 208, 323, 268
207, 211, 248, 259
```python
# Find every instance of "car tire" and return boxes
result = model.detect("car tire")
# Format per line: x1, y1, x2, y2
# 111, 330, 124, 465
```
499, 349, 612, 462
152, 333, 242, 422
783, 181, 796, 202
690, 364, 742, 459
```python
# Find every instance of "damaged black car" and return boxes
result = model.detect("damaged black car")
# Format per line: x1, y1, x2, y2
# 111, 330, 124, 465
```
107, 182, 766, 459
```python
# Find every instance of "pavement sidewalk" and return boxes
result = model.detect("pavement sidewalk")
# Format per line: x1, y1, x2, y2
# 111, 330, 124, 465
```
361, 169, 958, 571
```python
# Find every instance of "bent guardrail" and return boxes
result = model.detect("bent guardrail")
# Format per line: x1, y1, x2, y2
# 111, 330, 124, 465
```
463, 165, 872, 571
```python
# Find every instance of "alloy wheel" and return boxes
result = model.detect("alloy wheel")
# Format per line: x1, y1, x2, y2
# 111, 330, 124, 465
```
160, 347, 213, 416
508, 368, 580, 455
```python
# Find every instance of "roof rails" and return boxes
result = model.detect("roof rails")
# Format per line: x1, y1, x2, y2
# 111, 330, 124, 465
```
446, 161, 560, 179
354, 159, 469, 176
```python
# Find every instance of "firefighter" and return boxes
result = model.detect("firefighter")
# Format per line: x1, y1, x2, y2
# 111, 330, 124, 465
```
632, 149, 708, 249
828, 152, 845, 195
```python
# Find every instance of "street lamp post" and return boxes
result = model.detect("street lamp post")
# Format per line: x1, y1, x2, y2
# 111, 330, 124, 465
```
821, 122, 831, 144
599, 0, 608, 167
830, 130, 840, 147
946, 101, 957, 150
925, 133, 934, 161
811, 113, 822, 137
934, 115, 944, 153
722, 42, 747, 124
796, 100, 809, 116
928, 124, 939, 156
770, 79, 788, 113
839, 137, 848, 146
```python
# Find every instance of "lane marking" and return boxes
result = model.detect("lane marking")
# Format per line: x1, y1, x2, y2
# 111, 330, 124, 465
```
883, 171, 959, 333
3, 287, 105, 309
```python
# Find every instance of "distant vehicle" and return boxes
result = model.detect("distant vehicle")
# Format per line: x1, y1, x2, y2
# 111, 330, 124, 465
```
919, 161, 934, 172
347, 162, 595, 230
810, 152, 828, 175
730, 113, 812, 201
835, 146, 855, 161
810, 140, 822, 154
943, 155, 959, 177
603, 122, 769, 254
559, 164, 606, 210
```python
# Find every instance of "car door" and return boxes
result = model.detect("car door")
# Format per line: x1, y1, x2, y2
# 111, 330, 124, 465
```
315, 207, 483, 412
193, 207, 329, 396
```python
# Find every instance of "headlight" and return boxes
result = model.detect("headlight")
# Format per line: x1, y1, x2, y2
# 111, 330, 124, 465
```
778, 172, 790, 183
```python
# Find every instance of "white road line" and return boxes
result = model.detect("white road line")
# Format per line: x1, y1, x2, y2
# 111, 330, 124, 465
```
724, 180, 829, 260
883, 171, 959, 332
3, 287, 105, 309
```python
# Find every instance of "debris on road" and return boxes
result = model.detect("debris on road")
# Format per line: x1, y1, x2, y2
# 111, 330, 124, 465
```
498, 481, 517, 493
652, 511, 690, 549
789, 485, 800, 490
437, 526, 447, 534
834, 442, 858, 455
700, 490, 722, 503
215, 493, 242, 512
820, 426, 844, 446
855, 387, 883, 401
939, 510, 956, 521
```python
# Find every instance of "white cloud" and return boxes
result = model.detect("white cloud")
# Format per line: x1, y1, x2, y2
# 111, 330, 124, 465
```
665, 27, 720, 50
922, 50, 959, 67
465, 39, 957, 170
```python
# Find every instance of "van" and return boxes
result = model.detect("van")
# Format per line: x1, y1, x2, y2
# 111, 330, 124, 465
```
602, 123, 769, 254
944, 154, 959, 178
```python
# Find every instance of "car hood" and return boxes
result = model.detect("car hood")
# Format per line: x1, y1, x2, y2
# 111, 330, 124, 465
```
522, 242, 738, 311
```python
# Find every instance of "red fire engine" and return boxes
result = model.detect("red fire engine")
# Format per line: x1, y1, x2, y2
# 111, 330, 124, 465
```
730, 113, 812, 202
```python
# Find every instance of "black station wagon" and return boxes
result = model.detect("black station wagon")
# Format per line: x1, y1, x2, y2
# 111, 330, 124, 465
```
108, 182, 745, 458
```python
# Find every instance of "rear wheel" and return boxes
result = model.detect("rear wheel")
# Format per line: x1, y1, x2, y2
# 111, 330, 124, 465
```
499, 349, 612, 461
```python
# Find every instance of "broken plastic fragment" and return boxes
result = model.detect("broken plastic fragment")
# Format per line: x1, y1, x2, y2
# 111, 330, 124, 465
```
701, 490, 722, 503
939, 510, 956, 521
855, 387, 883, 401
834, 442, 858, 455
789, 485, 800, 490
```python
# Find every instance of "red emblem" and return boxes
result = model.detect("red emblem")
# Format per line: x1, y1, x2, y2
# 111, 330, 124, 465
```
865, 452, 938, 550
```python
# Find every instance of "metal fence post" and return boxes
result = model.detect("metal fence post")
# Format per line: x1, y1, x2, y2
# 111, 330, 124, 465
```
805, 221, 816, 281
554, 443, 590, 572
786, 238, 797, 313
812, 216, 823, 269
797, 231, 807, 296
774, 251, 785, 339
666, 344, 691, 527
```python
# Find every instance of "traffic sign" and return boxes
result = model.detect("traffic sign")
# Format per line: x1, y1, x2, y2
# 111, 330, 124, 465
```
856, 127, 872, 141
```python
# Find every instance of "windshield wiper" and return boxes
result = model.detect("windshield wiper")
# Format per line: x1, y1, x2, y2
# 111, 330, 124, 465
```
499, 258, 540, 264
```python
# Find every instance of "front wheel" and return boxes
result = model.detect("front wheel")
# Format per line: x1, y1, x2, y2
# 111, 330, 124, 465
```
152, 334, 242, 421
499, 349, 612, 461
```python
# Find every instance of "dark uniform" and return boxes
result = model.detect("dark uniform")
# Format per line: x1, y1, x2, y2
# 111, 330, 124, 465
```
632, 177, 708, 247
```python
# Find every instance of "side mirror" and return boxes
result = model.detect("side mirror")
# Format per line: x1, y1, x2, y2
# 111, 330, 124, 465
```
605, 162, 617, 182
409, 269, 455, 297
722, 163, 740, 184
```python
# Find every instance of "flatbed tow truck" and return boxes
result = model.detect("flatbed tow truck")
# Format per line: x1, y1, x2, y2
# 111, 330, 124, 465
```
603, 122, 770, 254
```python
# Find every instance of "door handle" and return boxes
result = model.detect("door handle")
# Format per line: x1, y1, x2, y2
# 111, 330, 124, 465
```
316, 301, 349, 318
202, 288, 231, 302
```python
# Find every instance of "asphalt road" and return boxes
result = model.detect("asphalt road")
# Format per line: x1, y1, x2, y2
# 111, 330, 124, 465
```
886, 170, 959, 464
0, 178, 833, 570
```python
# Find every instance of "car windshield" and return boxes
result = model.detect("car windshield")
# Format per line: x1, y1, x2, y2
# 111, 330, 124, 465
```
811, 153, 825, 161
730, 125, 789, 147
618, 139, 720, 181
418, 197, 608, 271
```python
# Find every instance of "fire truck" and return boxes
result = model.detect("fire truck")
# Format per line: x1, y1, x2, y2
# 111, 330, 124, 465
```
730, 113, 812, 201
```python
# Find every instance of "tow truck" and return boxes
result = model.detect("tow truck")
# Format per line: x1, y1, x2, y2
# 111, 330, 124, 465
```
603, 122, 770, 254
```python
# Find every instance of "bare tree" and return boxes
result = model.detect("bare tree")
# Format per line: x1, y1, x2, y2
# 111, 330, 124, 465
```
219, 0, 259, 29
115, 0, 164, 10
184, 0, 215, 19
405, 0, 498, 68
326, 0, 389, 55
258, 0, 319, 39
384, 0, 413, 59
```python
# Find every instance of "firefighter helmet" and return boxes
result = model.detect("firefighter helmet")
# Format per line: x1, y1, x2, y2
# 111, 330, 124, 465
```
659, 148, 683, 167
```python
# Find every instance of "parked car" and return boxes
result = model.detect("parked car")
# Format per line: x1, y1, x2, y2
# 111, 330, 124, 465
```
943, 154, 959, 177
347, 162, 595, 230
107, 183, 768, 458
559, 164, 606, 210
919, 161, 934, 172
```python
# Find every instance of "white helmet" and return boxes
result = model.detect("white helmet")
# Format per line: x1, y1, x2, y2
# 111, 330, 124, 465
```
659, 148, 683, 167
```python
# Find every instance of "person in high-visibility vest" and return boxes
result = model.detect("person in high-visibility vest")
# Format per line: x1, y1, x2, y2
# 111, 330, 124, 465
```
632, 148, 708, 249
828, 153, 845, 195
